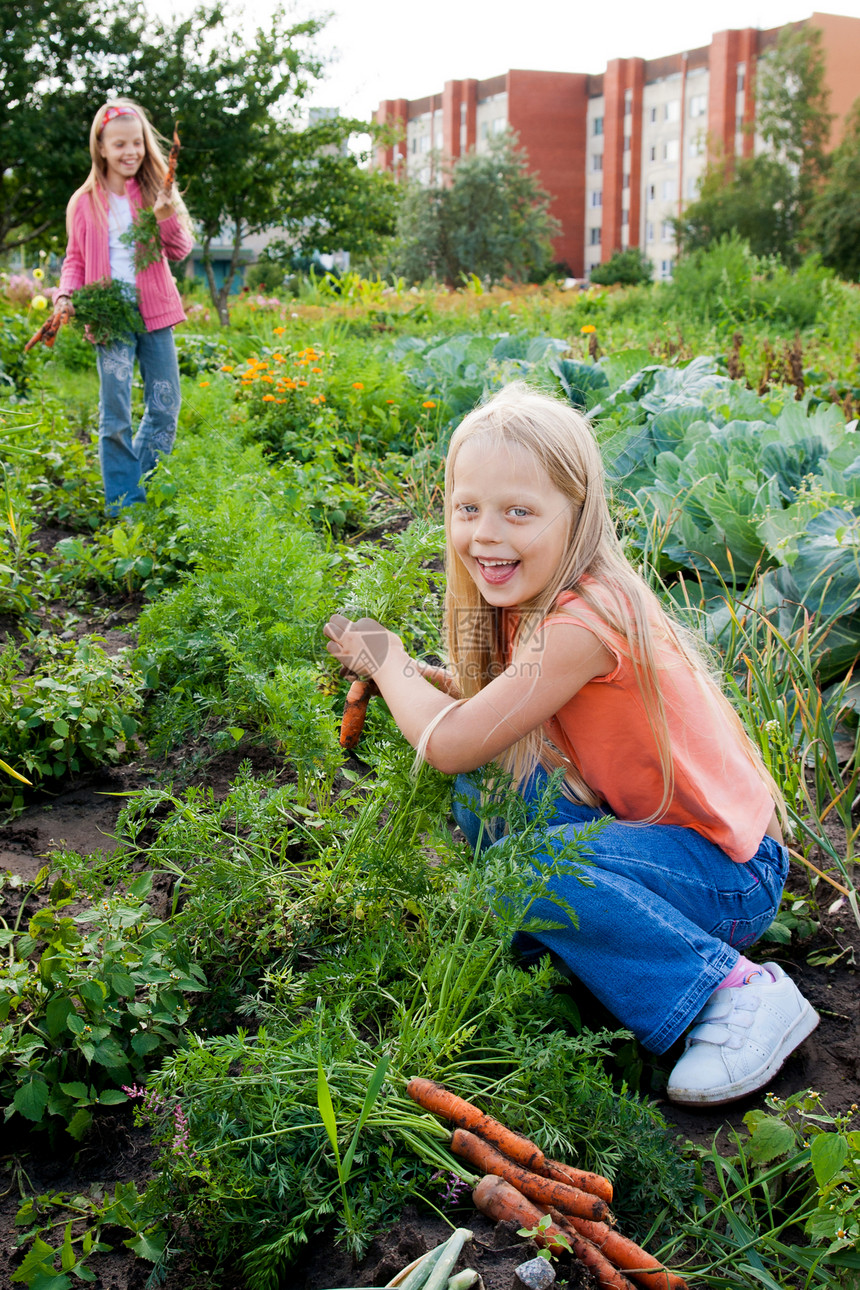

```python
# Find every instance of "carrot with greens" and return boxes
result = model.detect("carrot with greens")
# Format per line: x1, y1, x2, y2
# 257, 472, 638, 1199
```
406, 1077, 612, 1202
339, 678, 378, 750
555, 1213, 689, 1290
473, 1177, 635, 1290
450, 1128, 610, 1223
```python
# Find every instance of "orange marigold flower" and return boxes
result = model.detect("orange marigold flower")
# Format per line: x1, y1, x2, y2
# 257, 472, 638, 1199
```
386, 399, 395, 404
199, 381, 210, 387
422, 400, 437, 409
352, 382, 364, 390
311, 396, 320, 404
273, 326, 286, 335
298, 379, 308, 387
312, 366, 322, 374
260, 374, 274, 383
220, 365, 234, 372
262, 394, 276, 402
580, 324, 597, 334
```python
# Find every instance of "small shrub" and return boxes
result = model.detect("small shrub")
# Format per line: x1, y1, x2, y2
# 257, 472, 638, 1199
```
0, 635, 144, 809
590, 248, 653, 286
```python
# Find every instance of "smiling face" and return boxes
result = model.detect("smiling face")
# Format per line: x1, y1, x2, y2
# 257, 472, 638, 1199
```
98, 115, 145, 191
450, 436, 574, 608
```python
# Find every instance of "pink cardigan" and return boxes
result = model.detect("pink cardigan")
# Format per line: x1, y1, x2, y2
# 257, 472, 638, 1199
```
59, 177, 194, 332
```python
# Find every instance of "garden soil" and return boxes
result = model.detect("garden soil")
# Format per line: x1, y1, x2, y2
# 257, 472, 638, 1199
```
0, 751, 857, 1290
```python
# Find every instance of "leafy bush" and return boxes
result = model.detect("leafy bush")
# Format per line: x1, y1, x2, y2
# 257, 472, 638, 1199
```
0, 635, 144, 810
590, 248, 653, 286
666, 235, 833, 331
0, 868, 205, 1137
244, 258, 286, 294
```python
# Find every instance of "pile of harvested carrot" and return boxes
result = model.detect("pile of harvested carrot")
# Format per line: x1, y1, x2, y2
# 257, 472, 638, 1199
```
407, 1079, 688, 1290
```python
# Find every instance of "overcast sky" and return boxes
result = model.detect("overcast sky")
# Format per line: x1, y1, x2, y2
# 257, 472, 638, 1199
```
146, 1, 860, 119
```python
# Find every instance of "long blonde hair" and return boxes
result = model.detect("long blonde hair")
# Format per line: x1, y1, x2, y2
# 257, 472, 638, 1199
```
67, 98, 193, 235
443, 382, 786, 824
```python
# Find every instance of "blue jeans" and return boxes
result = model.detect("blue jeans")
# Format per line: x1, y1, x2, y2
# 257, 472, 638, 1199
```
453, 769, 789, 1055
96, 327, 181, 515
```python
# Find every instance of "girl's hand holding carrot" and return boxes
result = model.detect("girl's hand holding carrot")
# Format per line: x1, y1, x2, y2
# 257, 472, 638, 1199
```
324, 613, 402, 680
153, 187, 176, 222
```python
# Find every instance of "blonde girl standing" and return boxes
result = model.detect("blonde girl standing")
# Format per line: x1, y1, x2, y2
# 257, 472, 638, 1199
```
324, 383, 819, 1106
52, 99, 194, 514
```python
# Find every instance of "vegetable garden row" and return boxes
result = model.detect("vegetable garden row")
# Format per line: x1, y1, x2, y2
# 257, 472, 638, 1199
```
1, 262, 859, 1289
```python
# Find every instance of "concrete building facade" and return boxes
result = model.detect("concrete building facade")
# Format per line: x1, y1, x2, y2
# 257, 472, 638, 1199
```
374, 12, 860, 278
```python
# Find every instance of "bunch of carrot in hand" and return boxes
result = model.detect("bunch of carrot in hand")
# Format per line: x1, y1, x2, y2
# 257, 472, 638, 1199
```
407, 1079, 688, 1290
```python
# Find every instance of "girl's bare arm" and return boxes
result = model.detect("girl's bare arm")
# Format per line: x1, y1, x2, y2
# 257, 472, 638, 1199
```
324, 614, 613, 774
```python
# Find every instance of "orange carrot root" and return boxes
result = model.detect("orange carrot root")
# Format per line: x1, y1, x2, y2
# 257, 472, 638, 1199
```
562, 1214, 689, 1290
450, 1128, 610, 1224
339, 678, 377, 750
545, 1159, 614, 1204
406, 1077, 612, 1201
474, 1177, 634, 1290
472, 1175, 572, 1255
24, 303, 71, 352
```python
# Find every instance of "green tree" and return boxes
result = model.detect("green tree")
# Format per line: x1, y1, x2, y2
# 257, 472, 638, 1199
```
807, 98, 860, 281
755, 24, 833, 213
134, 7, 397, 323
393, 131, 560, 286
675, 154, 801, 262
676, 25, 833, 263
0, 0, 146, 255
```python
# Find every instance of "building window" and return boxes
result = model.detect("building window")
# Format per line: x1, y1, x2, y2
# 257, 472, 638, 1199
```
621, 210, 629, 226
622, 172, 630, 189
591, 190, 602, 207
645, 220, 655, 241
589, 227, 601, 245
492, 117, 506, 135
663, 139, 679, 162
664, 99, 680, 123
420, 134, 431, 153
624, 88, 633, 109
592, 152, 603, 172
593, 116, 604, 135
460, 124, 467, 148
480, 122, 489, 141
623, 135, 631, 152
737, 63, 746, 92
649, 106, 658, 123
687, 176, 700, 199
589, 262, 601, 274
649, 145, 657, 162
661, 220, 674, 240
660, 258, 674, 277
689, 136, 705, 157
690, 93, 707, 118
647, 183, 656, 200
410, 137, 417, 154
662, 179, 677, 200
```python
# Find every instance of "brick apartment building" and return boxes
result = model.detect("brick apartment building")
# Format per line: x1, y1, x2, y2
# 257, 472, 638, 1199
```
373, 11, 860, 278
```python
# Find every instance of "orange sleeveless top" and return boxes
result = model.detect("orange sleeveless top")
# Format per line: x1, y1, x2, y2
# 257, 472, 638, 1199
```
534, 590, 775, 863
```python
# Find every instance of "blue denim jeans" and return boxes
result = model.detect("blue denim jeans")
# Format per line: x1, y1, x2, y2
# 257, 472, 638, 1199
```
96, 327, 181, 515
453, 769, 788, 1055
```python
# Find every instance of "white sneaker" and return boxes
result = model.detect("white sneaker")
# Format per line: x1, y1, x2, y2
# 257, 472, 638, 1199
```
667, 962, 819, 1106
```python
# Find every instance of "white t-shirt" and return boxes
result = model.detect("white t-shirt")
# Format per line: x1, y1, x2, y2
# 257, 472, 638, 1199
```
107, 193, 136, 286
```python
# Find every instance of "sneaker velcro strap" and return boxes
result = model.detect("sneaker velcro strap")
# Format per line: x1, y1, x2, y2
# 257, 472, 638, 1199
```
689, 1023, 733, 1044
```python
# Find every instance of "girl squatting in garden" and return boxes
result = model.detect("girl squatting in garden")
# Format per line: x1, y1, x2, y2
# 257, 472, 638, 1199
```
325, 383, 819, 1106
53, 99, 194, 515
